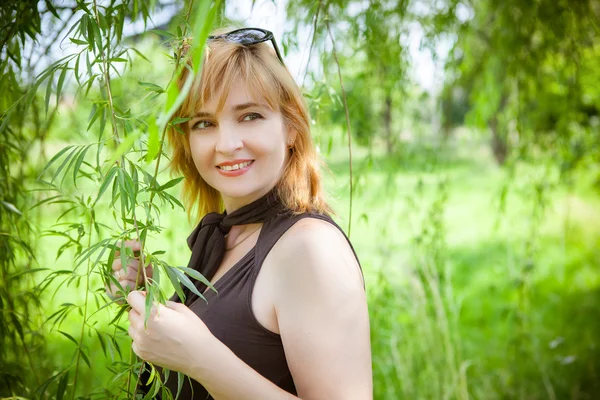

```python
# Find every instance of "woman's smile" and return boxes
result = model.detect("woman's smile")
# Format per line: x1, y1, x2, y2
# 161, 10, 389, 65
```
216, 159, 255, 177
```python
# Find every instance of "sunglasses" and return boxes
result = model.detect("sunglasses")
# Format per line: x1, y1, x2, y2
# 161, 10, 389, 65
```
208, 28, 285, 65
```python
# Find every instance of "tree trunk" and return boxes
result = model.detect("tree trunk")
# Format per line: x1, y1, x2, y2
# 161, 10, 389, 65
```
383, 94, 393, 154
489, 115, 508, 165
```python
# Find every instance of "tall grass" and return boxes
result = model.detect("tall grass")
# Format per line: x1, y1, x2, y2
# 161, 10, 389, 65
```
324, 135, 600, 400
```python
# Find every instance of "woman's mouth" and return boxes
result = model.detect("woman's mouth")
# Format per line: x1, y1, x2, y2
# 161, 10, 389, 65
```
216, 160, 255, 176
217, 160, 253, 171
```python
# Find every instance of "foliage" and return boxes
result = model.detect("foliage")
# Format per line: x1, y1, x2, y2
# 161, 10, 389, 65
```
1, 0, 225, 398
438, 0, 600, 169
2, 0, 600, 399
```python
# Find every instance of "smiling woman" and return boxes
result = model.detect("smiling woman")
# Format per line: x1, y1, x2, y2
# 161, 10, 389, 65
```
108, 26, 372, 400
186, 81, 292, 210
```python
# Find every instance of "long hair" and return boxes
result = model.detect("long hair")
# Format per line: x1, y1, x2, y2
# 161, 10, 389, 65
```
167, 28, 332, 222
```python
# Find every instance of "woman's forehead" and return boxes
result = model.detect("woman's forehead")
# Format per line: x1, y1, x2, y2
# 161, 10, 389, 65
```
196, 77, 277, 114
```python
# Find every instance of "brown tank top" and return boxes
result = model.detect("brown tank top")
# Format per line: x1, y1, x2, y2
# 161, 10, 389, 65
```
146, 211, 363, 399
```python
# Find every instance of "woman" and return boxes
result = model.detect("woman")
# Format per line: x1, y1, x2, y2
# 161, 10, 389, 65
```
108, 27, 372, 399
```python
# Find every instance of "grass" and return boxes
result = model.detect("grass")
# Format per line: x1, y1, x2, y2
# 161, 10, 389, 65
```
27, 130, 600, 399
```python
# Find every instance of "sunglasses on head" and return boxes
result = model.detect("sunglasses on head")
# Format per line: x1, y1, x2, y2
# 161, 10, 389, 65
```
208, 27, 285, 65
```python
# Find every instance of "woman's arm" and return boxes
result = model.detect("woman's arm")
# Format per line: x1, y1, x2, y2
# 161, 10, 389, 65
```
271, 218, 373, 399
186, 338, 298, 400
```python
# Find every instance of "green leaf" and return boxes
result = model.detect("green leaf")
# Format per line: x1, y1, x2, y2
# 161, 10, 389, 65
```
119, 167, 136, 209
96, 330, 107, 357
87, 102, 105, 131
176, 371, 185, 400
106, 131, 141, 172
85, 51, 92, 78
79, 347, 91, 368
164, 266, 186, 303
138, 81, 164, 93
45, 70, 54, 115
94, 166, 118, 206
129, 47, 150, 62
178, 266, 216, 293
73, 145, 90, 186
144, 284, 154, 328
56, 370, 69, 400
47, 146, 78, 183
161, 191, 185, 210
58, 330, 78, 346
171, 267, 206, 302
170, 117, 191, 125
158, 177, 184, 191
70, 37, 88, 45
74, 53, 81, 84
2, 201, 22, 215
116, 5, 125, 42
45, 0, 60, 18
60, 146, 84, 187
149, 29, 175, 39
146, 116, 160, 162
35, 371, 63, 398
56, 64, 68, 107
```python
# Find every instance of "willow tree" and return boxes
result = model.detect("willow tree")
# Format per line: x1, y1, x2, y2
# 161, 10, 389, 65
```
286, 0, 411, 153
1, 0, 226, 398
438, 0, 600, 168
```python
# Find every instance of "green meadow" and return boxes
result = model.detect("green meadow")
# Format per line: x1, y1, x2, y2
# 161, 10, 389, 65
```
28, 129, 600, 399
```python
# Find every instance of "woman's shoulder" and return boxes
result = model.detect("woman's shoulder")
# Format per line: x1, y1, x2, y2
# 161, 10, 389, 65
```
268, 214, 365, 289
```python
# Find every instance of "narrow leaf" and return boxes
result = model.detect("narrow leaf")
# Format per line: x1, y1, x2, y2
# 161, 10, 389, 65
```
146, 116, 159, 162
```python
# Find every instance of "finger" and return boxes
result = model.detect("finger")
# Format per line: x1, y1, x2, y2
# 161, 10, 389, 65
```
114, 268, 124, 280
165, 301, 190, 314
111, 258, 122, 271
117, 280, 138, 292
115, 240, 141, 257
131, 341, 141, 359
145, 264, 153, 279
124, 261, 141, 280
126, 290, 146, 313
128, 323, 137, 341
125, 240, 142, 252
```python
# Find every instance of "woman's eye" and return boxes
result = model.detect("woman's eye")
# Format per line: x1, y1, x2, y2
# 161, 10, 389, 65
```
242, 113, 263, 122
191, 120, 213, 130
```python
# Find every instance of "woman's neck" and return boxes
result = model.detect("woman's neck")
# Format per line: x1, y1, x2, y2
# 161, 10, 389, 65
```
225, 223, 262, 250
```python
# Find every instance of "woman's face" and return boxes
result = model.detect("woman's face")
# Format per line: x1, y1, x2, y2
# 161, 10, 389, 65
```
187, 78, 293, 211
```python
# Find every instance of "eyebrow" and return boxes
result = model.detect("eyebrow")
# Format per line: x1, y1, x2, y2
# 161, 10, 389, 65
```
192, 102, 266, 118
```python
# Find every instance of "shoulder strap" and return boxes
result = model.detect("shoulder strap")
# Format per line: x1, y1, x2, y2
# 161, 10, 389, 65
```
254, 212, 364, 288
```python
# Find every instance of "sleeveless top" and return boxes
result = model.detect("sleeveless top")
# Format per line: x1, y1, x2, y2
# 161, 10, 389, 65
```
143, 210, 363, 399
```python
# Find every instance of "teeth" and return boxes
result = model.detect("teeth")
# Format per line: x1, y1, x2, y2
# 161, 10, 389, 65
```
220, 161, 252, 171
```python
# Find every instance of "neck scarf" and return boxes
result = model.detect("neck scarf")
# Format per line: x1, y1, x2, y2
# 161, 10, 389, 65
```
176, 189, 286, 306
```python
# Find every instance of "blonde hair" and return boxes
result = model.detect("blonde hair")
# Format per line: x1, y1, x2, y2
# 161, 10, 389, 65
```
167, 27, 332, 222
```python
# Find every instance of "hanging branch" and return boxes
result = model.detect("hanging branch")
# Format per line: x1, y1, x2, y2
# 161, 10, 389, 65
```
301, 0, 322, 88
325, 16, 354, 237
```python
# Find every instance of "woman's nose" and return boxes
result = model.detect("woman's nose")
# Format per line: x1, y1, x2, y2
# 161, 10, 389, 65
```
215, 125, 243, 155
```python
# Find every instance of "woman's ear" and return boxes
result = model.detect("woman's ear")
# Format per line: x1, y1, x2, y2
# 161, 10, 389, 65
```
286, 129, 298, 148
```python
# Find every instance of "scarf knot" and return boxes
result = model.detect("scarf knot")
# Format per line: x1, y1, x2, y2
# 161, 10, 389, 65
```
176, 190, 286, 306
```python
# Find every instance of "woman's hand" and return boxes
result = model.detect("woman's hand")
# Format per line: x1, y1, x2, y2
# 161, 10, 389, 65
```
106, 240, 153, 303
126, 290, 217, 376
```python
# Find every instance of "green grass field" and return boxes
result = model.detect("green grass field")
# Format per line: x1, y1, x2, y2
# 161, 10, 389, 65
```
32, 130, 600, 399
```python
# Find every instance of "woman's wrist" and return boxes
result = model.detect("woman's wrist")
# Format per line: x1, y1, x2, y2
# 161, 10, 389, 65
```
184, 333, 223, 381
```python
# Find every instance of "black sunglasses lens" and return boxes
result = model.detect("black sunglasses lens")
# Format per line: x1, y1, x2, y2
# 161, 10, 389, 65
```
226, 29, 268, 44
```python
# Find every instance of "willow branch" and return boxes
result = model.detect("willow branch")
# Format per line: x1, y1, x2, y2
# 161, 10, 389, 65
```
325, 17, 354, 237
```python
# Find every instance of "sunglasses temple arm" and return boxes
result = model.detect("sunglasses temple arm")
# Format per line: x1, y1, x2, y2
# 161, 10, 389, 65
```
271, 38, 285, 65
